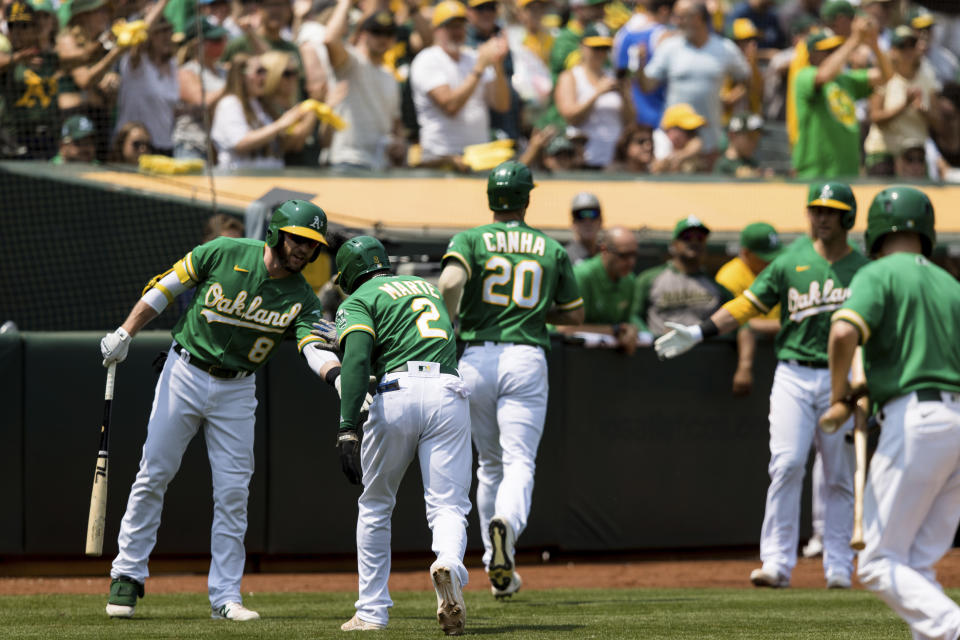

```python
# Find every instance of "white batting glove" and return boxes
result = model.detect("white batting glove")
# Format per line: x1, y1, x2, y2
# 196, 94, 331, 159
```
654, 322, 702, 360
333, 374, 376, 419
100, 327, 131, 367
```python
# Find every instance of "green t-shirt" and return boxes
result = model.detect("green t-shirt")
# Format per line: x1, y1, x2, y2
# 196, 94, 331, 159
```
792, 66, 872, 178
0, 52, 59, 136
712, 154, 757, 176
832, 252, 960, 407
549, 21, 584, 81
443, 220, 583, 349
745, 236, 868, 362
171, 236, 325, 372
335, 274, 458, 379
573, 254, 640, 327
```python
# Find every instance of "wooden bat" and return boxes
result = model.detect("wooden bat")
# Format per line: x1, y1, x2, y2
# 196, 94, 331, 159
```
85, 363, 116, 557
849, 348, 869, 551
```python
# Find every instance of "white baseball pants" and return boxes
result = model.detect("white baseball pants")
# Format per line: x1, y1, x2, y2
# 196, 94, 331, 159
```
352, 369, 472, 627
858, 391, 960, 640
459, 343, 548, 570
111, 347, 257, 609
759, 362, 855, 580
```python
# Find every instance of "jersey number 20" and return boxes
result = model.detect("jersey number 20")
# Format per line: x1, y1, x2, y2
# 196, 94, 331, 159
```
482, 257, 542, 308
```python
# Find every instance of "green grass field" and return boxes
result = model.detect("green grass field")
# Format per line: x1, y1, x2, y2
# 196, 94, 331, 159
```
0, 587, 921, 639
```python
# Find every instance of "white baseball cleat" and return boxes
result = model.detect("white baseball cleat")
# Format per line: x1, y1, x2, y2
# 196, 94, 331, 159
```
826, 571, 852, 589
431, 563, 465, 636
211, 602, 260, 621
488, 515, 516, 593
750, 568, 790, 588
491, 571, 522, 599
340, 614, 386, 631
105, 604, 135, 618
802, 534, 824, 558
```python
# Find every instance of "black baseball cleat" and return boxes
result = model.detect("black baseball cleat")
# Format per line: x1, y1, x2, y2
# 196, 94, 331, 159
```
488, 516, 516, 592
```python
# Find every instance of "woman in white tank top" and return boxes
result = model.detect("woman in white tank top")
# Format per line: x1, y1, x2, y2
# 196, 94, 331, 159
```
554, 25, 635, 168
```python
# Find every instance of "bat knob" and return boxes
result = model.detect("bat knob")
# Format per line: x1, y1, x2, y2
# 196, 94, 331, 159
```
850, 541, 865, 551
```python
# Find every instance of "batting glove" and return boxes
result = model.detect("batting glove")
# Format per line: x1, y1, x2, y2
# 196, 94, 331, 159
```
654, 322, 702, 360
311, 320, 339, 352
337, 429, 363, 485
100, 327, 131, 367
333, 374, 375, 424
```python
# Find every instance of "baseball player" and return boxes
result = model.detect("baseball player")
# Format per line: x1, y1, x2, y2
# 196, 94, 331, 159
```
332, 236, 471, 636
826, 187, 960, 640
655, 182, 868, 589
100, 201, 356, 620
438, 160, 584, 598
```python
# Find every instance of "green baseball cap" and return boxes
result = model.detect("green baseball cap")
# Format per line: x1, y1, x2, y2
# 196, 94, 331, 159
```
581, 23, 614, 48
61, 114, 95, 142
740, 222, 784, 262
28, 0, 55, 15
181, 15, 228, 40
820, 0, 854, 22
673, 214, 710, 240
545, 135, 574, 156
807, 28, 845, 52
890, 25, 918, 48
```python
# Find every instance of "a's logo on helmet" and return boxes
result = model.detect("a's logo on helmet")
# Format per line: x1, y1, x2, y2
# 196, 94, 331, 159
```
373, 255, 381, 265
769, 232, 779, 247
820, 186, 833, 200
310, 216, 321, 230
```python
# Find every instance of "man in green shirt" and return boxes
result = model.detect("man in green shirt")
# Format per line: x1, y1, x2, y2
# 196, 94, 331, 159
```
439, 160, 583, 599
792, 17, 891, 178
825, 186, 960, 640
558, 225, 642, 353
332, 236, 471, 636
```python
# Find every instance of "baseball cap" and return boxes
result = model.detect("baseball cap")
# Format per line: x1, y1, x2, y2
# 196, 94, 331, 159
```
660, 103, 705, 131
517, 0, 546, 7
806, 28, 845, 52
890, 25, 918, 48
359, 10, 397, 35
673, 215, 710, 240
740, 222, 783, 262
61, 115, 95, 142
728, 112, 764, 133
729, 17, 758, 41
907, 6, 935, 30
28, 0, 54, 15
181, 15, 228, 40
431, 0, 467, 27
581, 24, 614, 48
545, 135, 574, 157
571, 192, 601, 219
789, 14, 816, 37
819, 0, 855, 22
467, 0, 497, 7
7, 0, 34, 22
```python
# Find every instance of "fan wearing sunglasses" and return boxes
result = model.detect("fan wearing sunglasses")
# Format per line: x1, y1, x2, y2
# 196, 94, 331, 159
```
109, 121, 153, 164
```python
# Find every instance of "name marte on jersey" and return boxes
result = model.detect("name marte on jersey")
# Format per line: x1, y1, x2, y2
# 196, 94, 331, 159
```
202, 282, 302, 329
482, 231, 546, 256
378, 279, 442, 301
787, 279, 851, 321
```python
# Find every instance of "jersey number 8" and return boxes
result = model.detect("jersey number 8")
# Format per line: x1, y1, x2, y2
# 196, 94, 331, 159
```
482, 257, 543, 309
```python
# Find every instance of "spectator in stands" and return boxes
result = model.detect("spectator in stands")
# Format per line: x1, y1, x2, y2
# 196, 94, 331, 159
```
108, 120, 152, 163
549, 0, 608, 80
613, 0, 675, 129
565, 191, 603, 265
505, 0, 554, 119
0, 0, 60, 159
31, 0, 58, 50
466, 0, 520, 140
200, 0, 233, 31
115, 14, 179, 156
863, 25, 942, 178
777, 0, 820, 41
609, 122, 654, 173
324, 1, 404, 170
764, 14, 814, 122
210, 53, 314, 169
909, 6, 960, 89
714, 221, 783, 395
633, 214, 731, 337
541, 133, 583, 171
409, 0, 509, 167
635, 0, 750, 161
555, 24, 635, 168
895, 139, 928, 179
259, 49, 319, 164
860, 0, 893, 50
220, 0, 258, 41
558, 226, 642, 354
791, 19, 892, 179
714, 112, 771, 177
51, 113, 97, 163
722, 18, 763, 121
56, 0, 125, 159
512, 0, 554, 66
725, 0, 787, 54
933, 83, 960, 170
651, 102, 705, 173
173, 15, 228, 160
221, 0, 301, 65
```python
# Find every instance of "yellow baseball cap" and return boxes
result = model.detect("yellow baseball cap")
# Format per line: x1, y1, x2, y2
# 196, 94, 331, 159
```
660, 103, 705, 131
432, 0, 467, 26
730, 17, 758, 41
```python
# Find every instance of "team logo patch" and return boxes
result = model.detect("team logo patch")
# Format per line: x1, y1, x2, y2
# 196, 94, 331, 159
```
310, 216, 321, 230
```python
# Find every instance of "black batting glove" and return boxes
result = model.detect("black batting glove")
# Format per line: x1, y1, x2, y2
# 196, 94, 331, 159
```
337, 429, 363, 485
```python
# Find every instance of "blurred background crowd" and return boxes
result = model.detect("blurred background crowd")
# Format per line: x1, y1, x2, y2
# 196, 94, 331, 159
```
1, 0, 958, 180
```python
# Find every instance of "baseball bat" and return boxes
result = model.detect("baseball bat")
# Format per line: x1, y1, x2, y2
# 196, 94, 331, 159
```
849, 348, 869, 551
85, 363, 116, 557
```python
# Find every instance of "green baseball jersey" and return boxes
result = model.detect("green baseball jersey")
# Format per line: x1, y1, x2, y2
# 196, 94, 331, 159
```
573, 254, 641, 327
832, 252, 960, 407
745, 236, 868, 363
443, 220, 583, 349
168, 236, 325, 372
335, 274, 458, 379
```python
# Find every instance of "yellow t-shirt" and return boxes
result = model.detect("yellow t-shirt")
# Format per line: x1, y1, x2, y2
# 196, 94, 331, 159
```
715, 256, 779, 321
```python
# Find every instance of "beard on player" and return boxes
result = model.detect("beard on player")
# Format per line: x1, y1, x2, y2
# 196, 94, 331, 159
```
277, 234, 313, 274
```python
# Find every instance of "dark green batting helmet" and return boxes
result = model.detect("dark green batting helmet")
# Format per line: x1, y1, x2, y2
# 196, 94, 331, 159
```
865, 186, 936, 257
335, 235, 392, 294
806, 182, 857, 229
487, 160, 535, 212
266, 200, 328, 262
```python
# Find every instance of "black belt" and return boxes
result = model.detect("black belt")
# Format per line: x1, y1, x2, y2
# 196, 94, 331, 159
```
173, 344, 250, 379
376, 363, 459, 394
782, 359, 828, 369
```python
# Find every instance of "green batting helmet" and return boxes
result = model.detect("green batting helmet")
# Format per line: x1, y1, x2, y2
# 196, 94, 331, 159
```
806, 182, 857, 230
865, 186, 936, 257
487, 160, 535, 212
335, 235, 392, 294
267, 200, 328, 261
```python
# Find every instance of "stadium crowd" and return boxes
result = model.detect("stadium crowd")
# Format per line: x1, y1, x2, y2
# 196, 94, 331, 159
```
1, 0, 958, 178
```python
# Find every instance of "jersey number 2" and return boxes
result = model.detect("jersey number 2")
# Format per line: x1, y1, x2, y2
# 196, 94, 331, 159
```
411, 298, 448, 339
482, 257, 542, 308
